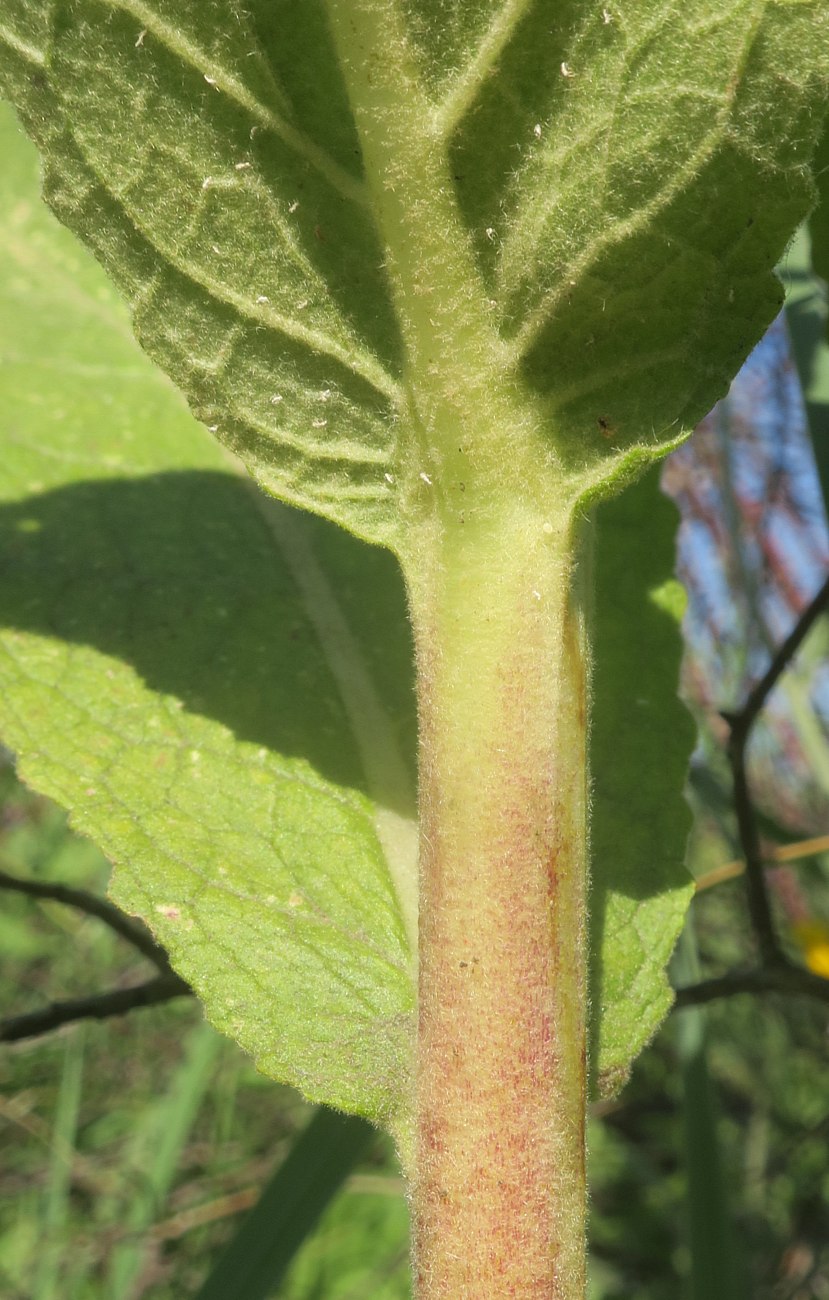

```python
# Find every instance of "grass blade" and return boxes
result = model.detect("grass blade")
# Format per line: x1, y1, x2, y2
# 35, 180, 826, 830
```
673, 921, 745, 1300
196, 1106, 376, 1300
782, 224, 829, 511
106, 1019, 222, 1299
33, 1027, 86, 1300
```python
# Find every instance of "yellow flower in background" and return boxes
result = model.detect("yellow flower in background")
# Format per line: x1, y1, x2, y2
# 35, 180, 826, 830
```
791, 922, 829, 979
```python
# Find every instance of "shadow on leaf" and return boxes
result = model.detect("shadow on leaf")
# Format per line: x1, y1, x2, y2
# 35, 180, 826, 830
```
0, 469, 417, 811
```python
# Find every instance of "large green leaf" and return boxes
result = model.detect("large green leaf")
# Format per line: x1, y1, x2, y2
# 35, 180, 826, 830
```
0, 105, 417, 1128
1, 0, 826, 546
591, 471, 694, 1095
2, 0, 826, 1136
0, 106, 693, 1112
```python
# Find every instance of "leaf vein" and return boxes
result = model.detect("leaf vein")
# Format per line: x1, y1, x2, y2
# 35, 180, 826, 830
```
433, 0, 537, 140
98, 0, 371, 211
506, 121, 744, 358
0, 22, 46, 68
97, 188, 404, 405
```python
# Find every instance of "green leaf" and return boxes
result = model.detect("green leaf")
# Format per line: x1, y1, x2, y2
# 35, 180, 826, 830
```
0, 105, 416, 1129
590, 468, 695, 1095
1, 0, 404, 549
436, 0, 828, 485
2, 0, 826, 542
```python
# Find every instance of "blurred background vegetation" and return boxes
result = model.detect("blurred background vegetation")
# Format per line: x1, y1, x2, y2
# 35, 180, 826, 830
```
3, 208, 829, 1300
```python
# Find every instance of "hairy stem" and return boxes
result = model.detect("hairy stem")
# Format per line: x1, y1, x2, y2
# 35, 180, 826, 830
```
326, 4, 590, 1291
408, 508, 590, 1298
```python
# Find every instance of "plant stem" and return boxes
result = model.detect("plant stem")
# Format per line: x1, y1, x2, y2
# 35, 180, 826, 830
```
326, 5, 591, 1290
408, 508, 590, 1298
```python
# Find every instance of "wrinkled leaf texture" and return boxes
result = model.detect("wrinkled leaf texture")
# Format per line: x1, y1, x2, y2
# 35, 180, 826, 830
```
1, 0, 827, 1122
0, 105, 692, 1117
2, 0, 827, 540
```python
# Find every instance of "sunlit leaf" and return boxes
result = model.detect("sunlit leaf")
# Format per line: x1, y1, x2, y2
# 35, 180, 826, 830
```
0, 107, 416, 1127
2, 0, 826, 539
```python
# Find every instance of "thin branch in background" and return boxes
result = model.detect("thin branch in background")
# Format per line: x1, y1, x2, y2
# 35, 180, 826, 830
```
723, 570, 829, 966
695, 832, 829, 892
0, 861, 191, 1042
674, 964, 829, 1009
730, 572, 829, 734
675, 572, 829, 1009
0, 861, 171, 971
0, 972, 192, 1043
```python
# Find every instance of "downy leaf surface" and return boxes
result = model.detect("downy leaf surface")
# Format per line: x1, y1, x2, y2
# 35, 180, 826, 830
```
1, 0, 827, 541
809, 113, 829, 289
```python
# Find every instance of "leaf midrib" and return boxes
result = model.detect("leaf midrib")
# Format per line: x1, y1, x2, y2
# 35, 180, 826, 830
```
325, 0, 559, 508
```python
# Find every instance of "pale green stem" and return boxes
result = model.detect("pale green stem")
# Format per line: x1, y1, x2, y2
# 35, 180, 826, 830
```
326, 4, 590, 1294
407, 506, 589, 1299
